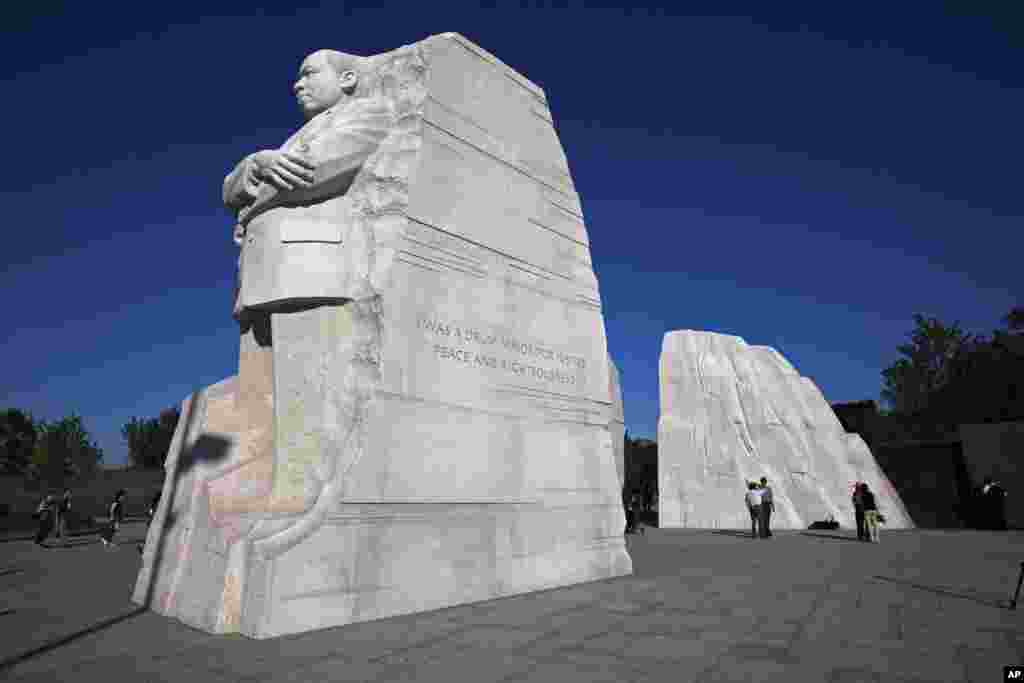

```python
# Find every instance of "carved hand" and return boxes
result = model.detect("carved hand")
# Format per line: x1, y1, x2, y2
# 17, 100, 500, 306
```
251, 150, 317, 191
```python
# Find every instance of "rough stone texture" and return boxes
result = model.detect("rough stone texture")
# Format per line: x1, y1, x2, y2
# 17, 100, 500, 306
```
134, 33, 631, 639
608, 356, 625, 491
658, 330, 913, 530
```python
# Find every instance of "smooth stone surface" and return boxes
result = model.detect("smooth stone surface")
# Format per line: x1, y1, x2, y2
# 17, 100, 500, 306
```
135, 33, 631, 639
658, 330, 914, 530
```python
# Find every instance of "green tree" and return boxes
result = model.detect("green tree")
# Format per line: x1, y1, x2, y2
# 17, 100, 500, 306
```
929, 307, 1024, 424
881, 314, 972, 414
122, 406, 180, 469
882, 308, 1024, 425
30, 414, 105, 485
0, 408, 37, 475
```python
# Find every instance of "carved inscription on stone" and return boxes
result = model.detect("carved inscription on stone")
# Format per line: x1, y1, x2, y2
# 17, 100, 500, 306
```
417, 316, 586, 386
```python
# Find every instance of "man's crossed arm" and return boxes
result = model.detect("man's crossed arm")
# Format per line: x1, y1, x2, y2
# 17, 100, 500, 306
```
223, 99, 392, 223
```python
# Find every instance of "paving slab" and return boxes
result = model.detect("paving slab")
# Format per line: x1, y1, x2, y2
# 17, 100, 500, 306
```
3, 527, 1024, 681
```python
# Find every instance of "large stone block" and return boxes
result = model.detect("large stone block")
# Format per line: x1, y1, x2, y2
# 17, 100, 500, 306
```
134, 33, 631, 639
658, 330, 913, 530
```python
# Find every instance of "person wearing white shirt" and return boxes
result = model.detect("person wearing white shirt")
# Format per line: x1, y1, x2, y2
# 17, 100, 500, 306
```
744, 482, 762, 538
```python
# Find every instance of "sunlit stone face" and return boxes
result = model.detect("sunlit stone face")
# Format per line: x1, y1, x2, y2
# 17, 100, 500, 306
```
293, 52, 347, 119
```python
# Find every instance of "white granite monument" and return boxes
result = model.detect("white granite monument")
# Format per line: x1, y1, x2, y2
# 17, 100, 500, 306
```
134, 33, 632, 639
658, 330, 913, 530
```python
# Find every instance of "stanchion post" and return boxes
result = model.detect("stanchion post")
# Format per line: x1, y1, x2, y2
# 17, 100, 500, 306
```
1010, 561, 1024, 610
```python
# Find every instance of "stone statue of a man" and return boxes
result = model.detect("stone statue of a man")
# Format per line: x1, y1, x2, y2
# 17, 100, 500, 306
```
194, 50, 395, 632
211, 50, 392, 575
136, 35, 635, 639
225, 49, 390, 315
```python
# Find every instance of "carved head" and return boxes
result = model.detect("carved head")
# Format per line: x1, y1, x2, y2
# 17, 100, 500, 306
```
294, 50, 367, 119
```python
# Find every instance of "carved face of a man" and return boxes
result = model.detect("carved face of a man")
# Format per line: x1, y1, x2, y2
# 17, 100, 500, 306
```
293, 51, 357, 119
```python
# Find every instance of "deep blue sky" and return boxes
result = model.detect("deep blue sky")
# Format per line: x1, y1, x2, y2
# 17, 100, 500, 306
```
2, 3, 1020, 465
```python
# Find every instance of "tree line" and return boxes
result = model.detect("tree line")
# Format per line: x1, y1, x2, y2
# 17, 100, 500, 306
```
880, 307, 1023, 425
1, 406, 181, 481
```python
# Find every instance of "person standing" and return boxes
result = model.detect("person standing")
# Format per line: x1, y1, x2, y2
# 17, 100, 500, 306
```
745, 482, 762, 538
991, 481, 1008, 531
631, 492, 645, 535
981, 477, 1008, 530
146, 490, 161, 525
759, 477, 774, 538
100, 490, 126, 548
852, 482, 867, 541
55, 489, 72, 544
861, 483, 881, 543
138, 490, 162, 554
34, 494, 55, 546
623, 488, 635, 535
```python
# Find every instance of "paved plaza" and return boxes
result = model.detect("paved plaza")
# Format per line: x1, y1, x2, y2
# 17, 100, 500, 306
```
2, 524, 1023, 682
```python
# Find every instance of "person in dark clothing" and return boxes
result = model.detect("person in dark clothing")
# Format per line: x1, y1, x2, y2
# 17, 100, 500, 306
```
55, 489, 72, 543
629, 492, 645, 535
852, 482, 867, 541
138, 490, 162, 553
623, 488, 635, 534
34, 494, 55, 546
758, 477, 774, 538
981, 477, 1008, 530
630, 493, 647, 536
861, 483, 881, 543
100, 490, 126, 548
148, 491, 161, 519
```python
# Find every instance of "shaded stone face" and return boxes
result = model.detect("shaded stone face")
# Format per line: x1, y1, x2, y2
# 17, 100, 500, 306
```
136, 33, 632, 639
658, 330, 914, 531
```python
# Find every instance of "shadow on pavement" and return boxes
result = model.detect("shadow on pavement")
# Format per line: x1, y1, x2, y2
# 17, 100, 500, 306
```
0, 608, 148, 673
871, 574, 1009, 609
0, 393, 232, 674
711, 530, 757, 539
40, 538, 99, 549
0, 529, 100, 544
799, 532, 864, 543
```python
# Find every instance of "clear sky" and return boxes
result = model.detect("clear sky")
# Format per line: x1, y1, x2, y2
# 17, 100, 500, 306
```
2, 3, 1020, 465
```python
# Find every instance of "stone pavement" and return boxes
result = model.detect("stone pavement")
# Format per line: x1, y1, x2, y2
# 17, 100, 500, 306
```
2, 524, 1024, 682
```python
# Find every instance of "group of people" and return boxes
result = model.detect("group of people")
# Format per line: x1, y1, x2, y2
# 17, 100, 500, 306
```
33, 488, 74, 546
745, 477, 889, 542
744, 477, 775, 538
852, 481, 885, 542
33, 488, 160, 550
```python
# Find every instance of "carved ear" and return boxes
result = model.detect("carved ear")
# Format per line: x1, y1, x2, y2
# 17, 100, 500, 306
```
339, 70, 358, 94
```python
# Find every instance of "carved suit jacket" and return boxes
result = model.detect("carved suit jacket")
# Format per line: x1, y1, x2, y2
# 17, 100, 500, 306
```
223, 96, 392, 314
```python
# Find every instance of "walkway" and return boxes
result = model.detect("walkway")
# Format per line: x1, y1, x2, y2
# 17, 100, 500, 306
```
2, 526, 1023, 681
